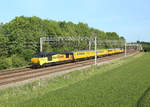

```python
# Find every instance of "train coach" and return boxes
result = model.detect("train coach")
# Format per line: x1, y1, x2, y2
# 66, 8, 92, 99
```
31, 48, 124, 68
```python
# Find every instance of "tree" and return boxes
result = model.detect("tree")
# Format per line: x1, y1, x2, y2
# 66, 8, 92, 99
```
0, 34, 9, 56
0, 16, 126, 70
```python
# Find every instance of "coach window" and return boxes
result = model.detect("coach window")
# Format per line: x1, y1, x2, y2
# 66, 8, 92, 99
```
48, 55, 52, 61
66, 54, 69, 58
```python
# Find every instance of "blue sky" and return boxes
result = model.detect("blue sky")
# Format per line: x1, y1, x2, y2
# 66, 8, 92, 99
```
0, 0, 150, 42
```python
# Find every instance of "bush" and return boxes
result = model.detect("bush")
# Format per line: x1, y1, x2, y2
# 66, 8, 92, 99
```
139, 42, 150, 52
0, 55, 28, 70
11, 54, 27, 68
21, 49, 35, 62
0, 57, 12, 70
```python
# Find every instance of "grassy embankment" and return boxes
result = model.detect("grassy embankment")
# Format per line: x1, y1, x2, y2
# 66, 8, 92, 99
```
0, 52, 150, 107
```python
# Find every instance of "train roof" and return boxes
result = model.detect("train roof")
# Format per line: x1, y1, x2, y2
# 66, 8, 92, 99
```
32, 48, 123, 57
32, 51, 73, 57
72, 48, 122, 52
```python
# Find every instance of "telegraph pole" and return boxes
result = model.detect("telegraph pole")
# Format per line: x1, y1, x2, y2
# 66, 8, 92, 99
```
40, 38, 43, 52
125, 42, 127, 56
95, 37, 97, 65
89, 39, 91, 50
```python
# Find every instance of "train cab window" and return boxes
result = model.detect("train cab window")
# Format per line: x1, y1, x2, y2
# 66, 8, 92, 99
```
32, 54, 39, 58
48, 56, 52, 61
66, 54, 69, 58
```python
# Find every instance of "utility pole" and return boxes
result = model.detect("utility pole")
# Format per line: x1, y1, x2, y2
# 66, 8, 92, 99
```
40, 38, 43, 52
125, 42, 127, 56
89, 39, 91, 50
95, 37, 97, 65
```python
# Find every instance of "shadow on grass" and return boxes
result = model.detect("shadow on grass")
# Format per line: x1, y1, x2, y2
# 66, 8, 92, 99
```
136, 86, 150, 107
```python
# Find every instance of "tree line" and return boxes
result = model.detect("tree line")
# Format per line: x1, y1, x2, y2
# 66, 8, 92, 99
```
137, 41, 150, 52
0, 16, 125, 70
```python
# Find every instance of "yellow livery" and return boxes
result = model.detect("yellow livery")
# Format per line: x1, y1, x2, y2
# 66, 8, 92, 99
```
31, 48, 124, 68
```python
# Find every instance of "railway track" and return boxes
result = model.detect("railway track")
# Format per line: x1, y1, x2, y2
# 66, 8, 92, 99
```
0, 50, 138, 87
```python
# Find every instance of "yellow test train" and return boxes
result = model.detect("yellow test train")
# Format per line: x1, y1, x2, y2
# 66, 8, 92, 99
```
31, 48, 124, 68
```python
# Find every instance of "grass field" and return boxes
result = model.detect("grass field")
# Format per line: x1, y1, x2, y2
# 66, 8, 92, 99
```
0, 52, 150, 107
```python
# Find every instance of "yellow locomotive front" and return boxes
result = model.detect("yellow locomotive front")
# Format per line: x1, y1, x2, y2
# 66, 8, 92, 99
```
31, 52, 74, 68
31, 52, 46, 68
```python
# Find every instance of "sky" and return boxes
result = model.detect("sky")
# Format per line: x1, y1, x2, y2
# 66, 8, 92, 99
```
0, 0, 150, 42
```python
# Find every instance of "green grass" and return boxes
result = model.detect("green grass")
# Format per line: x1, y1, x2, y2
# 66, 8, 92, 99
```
0, 53, 150, 107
